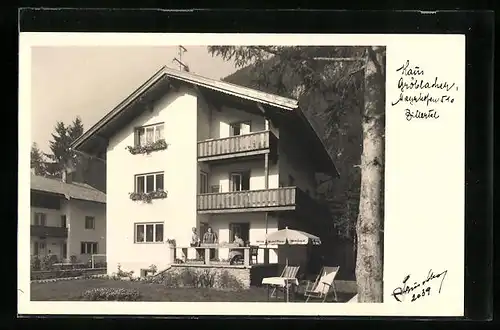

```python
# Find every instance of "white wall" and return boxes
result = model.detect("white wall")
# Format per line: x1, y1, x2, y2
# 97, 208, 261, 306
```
206, 159, 279, 193
209, 106, 266, 139
106, 86, 198, 276
66, 199, 106, 263
30, 206, 63, 227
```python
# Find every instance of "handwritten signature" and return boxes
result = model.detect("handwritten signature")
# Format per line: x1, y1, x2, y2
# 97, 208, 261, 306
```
391, 269, 447, 302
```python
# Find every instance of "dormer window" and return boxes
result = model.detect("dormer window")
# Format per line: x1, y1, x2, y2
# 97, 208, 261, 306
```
135, 123, 164, 147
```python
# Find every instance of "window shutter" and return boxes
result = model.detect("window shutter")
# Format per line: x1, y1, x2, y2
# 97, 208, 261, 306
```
81, 243, 85, 254
134, 129, 139, 147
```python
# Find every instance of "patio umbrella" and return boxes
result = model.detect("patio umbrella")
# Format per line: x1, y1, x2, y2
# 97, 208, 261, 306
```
257, 227, 322, 265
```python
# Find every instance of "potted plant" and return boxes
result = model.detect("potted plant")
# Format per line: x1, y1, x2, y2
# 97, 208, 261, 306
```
166, 238, 176, 247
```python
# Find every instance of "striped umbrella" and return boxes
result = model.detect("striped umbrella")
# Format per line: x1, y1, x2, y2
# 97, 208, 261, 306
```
257, 227, 322, 265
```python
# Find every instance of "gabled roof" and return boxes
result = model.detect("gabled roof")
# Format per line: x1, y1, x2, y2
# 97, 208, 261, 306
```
71, 65, 339, 176
31, 174, 106, 204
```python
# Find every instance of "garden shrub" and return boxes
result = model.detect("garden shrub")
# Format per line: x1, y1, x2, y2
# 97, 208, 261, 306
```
40, 255, 58, 271
31, 256, 41, 271
217, 270, 244, 290
197, 269, 216, 288
81, 288, 141, 301
154, 268, 243, 289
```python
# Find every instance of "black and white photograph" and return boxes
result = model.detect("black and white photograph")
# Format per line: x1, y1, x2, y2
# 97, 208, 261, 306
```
19, 32, 467, 317
28, 44, 385, 304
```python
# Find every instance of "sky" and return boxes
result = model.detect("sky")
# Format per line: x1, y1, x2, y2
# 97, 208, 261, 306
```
31, 46, 238, 154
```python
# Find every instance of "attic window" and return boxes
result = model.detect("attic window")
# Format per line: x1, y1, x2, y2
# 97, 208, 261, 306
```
135, 123, 164, 147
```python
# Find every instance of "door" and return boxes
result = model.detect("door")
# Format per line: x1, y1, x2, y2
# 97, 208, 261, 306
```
230, 172, 250, 191
62, 242, 67, 259
240, 122, 251, 135
35, 241, 47, 257
199, 222, 208, 241
199, 171, 208, 194
230, 121, 251, 136
229, 223, 250, 244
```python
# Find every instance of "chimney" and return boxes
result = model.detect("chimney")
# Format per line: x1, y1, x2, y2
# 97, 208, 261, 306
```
62, 158, 76, 184
62, 168, 73, 184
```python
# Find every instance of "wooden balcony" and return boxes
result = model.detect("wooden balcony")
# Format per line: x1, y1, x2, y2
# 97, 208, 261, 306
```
197, 187, 300, 214
197, 130, 276, 162
31, 225, 68, 238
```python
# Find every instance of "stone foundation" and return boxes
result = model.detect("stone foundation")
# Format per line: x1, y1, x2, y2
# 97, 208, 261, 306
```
167, 265, 251, 289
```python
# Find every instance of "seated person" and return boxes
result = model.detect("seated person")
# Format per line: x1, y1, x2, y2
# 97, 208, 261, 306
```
228, 234, 245, 264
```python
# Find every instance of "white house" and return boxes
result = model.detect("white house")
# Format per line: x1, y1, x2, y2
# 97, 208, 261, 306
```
30, 173, 106, 264
71, 66, 338, 276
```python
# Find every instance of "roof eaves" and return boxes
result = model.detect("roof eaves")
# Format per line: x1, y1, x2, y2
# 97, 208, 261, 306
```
71, 66, 168, 150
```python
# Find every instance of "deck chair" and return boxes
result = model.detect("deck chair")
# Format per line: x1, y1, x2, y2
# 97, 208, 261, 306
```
269, 265, 300, 298
347, 294, 358, 303
304, 266, 340, 302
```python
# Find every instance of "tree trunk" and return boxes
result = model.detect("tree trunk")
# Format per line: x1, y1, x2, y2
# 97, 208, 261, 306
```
355, 46, 385, 302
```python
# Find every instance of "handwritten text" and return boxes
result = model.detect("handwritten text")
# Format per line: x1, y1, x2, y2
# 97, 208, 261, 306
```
392, 60, 458, 121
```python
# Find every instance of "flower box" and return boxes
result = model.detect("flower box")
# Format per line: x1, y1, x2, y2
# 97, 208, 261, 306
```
126, 139, 169, 155
129, 190, 168, 203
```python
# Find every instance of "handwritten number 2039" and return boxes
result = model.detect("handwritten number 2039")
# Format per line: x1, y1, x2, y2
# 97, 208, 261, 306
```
411, 287, 431, 302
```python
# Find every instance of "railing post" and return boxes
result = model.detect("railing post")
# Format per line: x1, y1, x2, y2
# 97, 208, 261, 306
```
205, 248, 211, 265
244, 248, 250, 267
264, 247, 270, 264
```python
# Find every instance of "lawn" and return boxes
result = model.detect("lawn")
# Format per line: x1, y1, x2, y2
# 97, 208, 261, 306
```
30, 279, 354, 302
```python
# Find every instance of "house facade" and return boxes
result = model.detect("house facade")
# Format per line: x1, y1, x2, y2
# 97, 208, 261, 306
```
71, 66, 338, 276
30, 173, 106, 264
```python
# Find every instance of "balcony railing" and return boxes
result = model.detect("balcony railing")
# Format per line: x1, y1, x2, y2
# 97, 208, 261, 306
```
31, 225, 68, 238
197, 187, 298, 213
197, 130, 273, 161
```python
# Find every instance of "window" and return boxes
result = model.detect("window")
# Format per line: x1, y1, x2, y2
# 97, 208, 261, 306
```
135, 223, 164, 243
34, 212, 46, 226
60, 215, 67, 228
230, 171, 251, 191
135, 172, 164, 193
81, 242, 98, 254
135, 123, 164, 146
199, 171, 208, 194
85, 216, 95, 230
229, 122, 251, 136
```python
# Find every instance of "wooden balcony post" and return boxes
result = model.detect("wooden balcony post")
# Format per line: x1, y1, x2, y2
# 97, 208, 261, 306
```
205, 248, 211, 265
243, 248, 250, 267
264, 248, 270, 264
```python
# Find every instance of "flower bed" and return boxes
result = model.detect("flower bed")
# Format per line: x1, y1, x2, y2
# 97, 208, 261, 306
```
31, 267, 107, 281
82, 287, 142, 301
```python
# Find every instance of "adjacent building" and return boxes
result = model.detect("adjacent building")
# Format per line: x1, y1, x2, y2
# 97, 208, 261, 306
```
71, 66, 338, 276
30, 172, 106, 263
